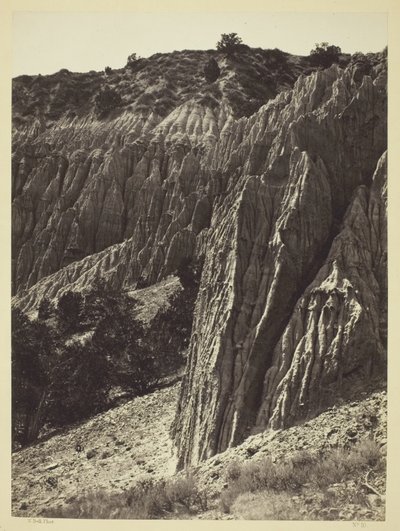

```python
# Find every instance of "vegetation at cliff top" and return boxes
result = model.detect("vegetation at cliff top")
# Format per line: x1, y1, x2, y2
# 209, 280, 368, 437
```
216, 33, 246, 56
309, 42, 342, 67
94, 86, 122, 117
13, 45, 386, 125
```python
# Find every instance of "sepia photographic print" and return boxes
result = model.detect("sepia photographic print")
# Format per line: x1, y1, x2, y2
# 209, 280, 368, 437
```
5, 1, 399, 527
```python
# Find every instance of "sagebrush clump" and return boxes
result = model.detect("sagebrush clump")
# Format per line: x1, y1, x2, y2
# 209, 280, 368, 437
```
220, 438, 384, 516
45, 474, 208, 519
41, 437, 384, 519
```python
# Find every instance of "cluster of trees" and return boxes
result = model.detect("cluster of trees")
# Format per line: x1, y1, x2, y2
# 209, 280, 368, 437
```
309, 42, 342, 67
214, 34, 342, 70
12, 260, 202, 448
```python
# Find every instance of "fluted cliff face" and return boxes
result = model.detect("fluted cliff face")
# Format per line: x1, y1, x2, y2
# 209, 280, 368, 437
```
12, 48, 312, 300
12, 102, 231, 307
172, 62, 387, 467
12, 49, 387, 468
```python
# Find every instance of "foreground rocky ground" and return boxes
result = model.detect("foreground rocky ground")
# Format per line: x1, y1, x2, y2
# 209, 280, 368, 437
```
192, 385, 386, 520
12, 385, 179, 517
12, 380, 386, 520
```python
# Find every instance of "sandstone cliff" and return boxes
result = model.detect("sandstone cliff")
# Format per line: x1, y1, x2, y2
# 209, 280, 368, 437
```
12, 48, 387, 468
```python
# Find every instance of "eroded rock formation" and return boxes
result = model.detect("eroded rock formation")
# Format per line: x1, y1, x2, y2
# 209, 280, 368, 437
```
12, 49, 387, 469
172, 63, 387, 467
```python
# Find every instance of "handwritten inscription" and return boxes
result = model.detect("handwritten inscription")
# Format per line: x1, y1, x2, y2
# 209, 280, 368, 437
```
27, 518, 54, 524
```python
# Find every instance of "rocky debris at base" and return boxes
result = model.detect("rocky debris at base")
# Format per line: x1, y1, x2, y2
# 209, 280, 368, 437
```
12, 384, 179, 517
193, 388, 386, 485
190, 387, 386, 521
12, 381, 386, 521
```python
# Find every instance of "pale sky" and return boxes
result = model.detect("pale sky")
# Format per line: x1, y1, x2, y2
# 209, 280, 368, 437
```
13, 12, 387, 76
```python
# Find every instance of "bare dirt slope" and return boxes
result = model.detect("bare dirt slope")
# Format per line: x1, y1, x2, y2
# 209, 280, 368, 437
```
12, 384, 179, 517
129, 276, 181, 323
12, 380, 386, 520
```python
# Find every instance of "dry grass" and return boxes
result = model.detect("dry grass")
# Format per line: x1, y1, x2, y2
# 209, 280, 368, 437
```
220, 438, 384, 517
45, 474, 208, 519
231, 490, 303, 520
42, 437, 384, 520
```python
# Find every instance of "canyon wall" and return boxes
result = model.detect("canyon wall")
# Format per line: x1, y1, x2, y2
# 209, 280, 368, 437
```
12, 52, 387, 468
172, 63, 387, 467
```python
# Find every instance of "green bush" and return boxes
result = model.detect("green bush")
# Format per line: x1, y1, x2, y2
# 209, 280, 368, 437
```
225, 459, 242, 481
135, 92, 155, 108
37, 297, 54, 320
126, 54, 146, 73
57, 290, 83, 331
127, 53, 138, 66
165, 474, 208, 512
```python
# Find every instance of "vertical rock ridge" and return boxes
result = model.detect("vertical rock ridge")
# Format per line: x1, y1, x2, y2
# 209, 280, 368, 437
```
256, 152, 387, 430
172, 65, 386, 468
